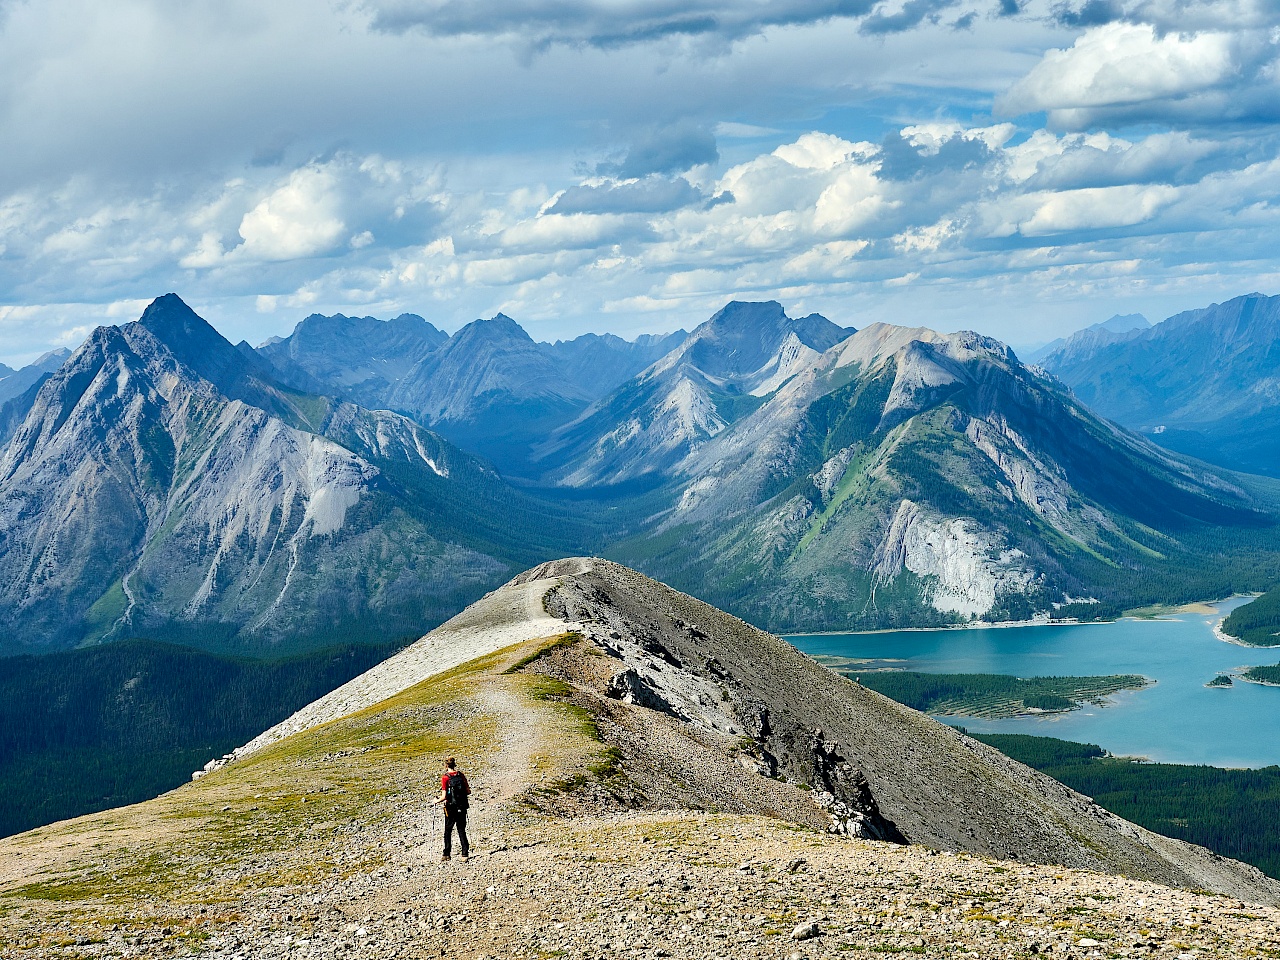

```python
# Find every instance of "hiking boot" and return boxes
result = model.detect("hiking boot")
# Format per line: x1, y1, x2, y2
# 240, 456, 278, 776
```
441, 853, 450, 862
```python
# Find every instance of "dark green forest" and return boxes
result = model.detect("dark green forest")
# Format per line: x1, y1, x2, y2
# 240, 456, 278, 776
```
965, 731, 1280, 878
853, 671, 1147, 718
1242, 663, 1280, 685
1221, 589, 1280, 646
0, 637, 405, 838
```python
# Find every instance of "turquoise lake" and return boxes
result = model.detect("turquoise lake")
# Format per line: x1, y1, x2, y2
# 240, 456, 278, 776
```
787, 597, 1280, 769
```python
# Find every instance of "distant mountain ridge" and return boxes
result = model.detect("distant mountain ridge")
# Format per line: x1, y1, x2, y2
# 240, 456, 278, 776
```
535, 300, 854, 486
1025, 313, 1151, 366
4, 292, 1280, 651
0, 348, 71, 406
257, 310, 685, 474
1040, 293, 1280, 476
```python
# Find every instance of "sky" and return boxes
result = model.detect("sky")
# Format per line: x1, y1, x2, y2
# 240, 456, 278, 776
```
0, 0, 1278, 365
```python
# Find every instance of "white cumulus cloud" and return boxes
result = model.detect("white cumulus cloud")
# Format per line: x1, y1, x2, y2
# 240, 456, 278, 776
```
1001, 22, 1234, 114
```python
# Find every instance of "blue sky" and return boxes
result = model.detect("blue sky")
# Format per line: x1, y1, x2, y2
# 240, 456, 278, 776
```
1, 0, 1278, 365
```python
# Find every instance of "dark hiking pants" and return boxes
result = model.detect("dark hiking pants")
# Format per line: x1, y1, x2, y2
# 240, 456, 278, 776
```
444, 807, 468, 858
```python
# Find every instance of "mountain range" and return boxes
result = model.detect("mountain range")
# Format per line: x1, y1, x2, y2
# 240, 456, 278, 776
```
4, 291, 1280, 652
260, 310, 685, 473
0, 295, 593, 655
1037, 293, 1280, 477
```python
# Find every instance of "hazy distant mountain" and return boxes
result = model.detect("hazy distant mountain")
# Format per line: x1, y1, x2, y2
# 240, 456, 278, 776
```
258, 312, 447, 408
593, 319, 1278, 630
540, 330, 687, 401
1040, 293, 1280, 476
0, 295, 587, 654
0, 349, 71, 406
256, 311, 684, 474
1025, 314, 1150, 366
537, 301, 854, 486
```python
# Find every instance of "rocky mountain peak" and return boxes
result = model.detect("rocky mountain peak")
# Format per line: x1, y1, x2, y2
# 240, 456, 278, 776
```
133, 293, 274, 405
451, 312, 536, 347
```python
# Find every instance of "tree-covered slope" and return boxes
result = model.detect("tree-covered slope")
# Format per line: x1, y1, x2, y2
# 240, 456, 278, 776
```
0, 637, 405, 838
1222, 590, 1280, 646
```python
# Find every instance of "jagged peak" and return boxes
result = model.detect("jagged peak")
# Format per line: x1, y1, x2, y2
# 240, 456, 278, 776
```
137, 293, 220, 346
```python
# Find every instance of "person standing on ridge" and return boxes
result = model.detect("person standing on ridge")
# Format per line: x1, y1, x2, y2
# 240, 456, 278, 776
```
430, 756, 470, 861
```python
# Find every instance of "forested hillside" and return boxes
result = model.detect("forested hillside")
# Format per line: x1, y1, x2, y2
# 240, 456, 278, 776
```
971, 732, 1280, 878
0, 637, 405, 837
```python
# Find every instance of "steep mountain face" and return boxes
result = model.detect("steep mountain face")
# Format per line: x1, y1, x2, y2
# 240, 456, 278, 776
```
537, 301, 854, 486
384, 313, 594, 470
0, 296, 586, 655
257, 312, 447, 408
598, 321, 1279, 629
1040, 293, 1280, 476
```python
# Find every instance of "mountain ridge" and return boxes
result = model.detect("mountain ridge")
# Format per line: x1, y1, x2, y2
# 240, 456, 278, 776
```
1040, 292, 1280, 476
8, 562, 1280, 956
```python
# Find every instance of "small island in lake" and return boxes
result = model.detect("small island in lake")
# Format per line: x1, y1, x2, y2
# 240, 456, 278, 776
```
843, 671, 1151, 719
1206, 674, 1234, 688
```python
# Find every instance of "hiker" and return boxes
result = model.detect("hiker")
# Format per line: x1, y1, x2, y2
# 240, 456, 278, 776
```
430, 756, 471, 861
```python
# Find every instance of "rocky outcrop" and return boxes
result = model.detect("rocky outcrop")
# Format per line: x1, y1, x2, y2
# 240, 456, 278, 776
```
871, 499, 1037, 617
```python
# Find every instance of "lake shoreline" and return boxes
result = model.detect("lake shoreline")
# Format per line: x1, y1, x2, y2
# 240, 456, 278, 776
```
786, 595, 1258, 639
790, 596, 1280, 768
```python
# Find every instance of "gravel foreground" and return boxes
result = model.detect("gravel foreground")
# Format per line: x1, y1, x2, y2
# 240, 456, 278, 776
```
10, 809, 1280, 960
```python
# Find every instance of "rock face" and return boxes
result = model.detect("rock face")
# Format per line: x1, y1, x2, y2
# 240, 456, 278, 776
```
1040, 293, 1280, 476
0, 295, 581, 654
239, 557, 1280, 904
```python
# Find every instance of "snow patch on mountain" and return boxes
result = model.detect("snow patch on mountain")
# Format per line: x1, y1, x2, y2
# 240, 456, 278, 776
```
872, 499, 1035, 617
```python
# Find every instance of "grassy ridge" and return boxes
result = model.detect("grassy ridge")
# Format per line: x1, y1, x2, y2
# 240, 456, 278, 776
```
1222, 589, 1280, 646
851, 671, 1149, 718
969, 732, 1280, 879
0, 637, 406, 838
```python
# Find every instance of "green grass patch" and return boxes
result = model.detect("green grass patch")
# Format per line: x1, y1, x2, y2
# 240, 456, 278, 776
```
502, 632, 583, 674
